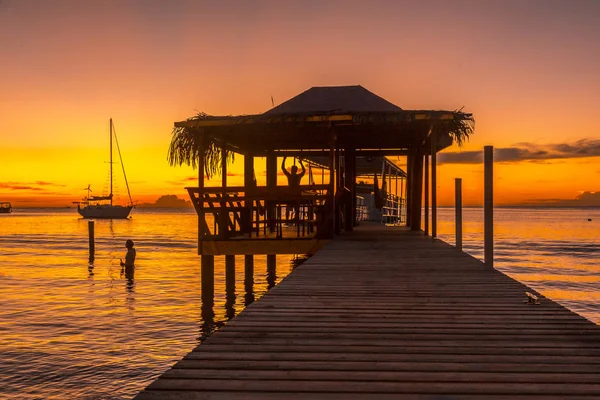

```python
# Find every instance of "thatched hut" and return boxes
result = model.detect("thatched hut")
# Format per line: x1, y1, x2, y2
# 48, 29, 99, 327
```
169, 85, 473, 255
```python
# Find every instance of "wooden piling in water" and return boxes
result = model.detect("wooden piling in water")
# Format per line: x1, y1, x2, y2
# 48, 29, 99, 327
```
88, 220, 95, 260
225, 255, 235, 292
244, 255, 254, 305
484, 146, 493, 267
267, 254, 276, 289
424, 153, 429, 235
200, 255, 214, 306
455, 178, 463, 251
431, 128, 437, 239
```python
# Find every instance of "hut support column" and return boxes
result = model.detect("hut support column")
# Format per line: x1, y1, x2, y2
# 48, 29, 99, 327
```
484, 146, 494, 267
329, 131, 336, 237
244, 152, 254, 235
201, 255, 214, 311
410, 149, 424, 231
424, 153, 429, 235
405, 151, 413, 228
197, 135, 205, 251
267, 254, 276, 289
244, 255, 254, 305
431, 128, 437, 239
344, 148, 356, 231
225, 254, 235, 302
266, 151, 277, 230
219, 149, 228, 239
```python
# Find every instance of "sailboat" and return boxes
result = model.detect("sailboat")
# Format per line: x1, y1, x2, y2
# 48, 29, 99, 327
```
75, 119, 134, 219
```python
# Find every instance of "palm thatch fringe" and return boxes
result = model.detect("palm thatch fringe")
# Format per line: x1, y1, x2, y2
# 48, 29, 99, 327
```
442, 109, 474, 147
167, 112, 234, 179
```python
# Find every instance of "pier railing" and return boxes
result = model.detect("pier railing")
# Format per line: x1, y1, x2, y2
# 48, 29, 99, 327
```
187, 184, 332, 241
381, 193, 406, 225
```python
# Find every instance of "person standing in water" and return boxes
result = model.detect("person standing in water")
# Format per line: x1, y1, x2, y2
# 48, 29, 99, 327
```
120, 239, 136, 279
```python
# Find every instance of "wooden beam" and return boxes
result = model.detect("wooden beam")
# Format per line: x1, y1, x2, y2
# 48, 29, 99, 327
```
273, 149, 409, 157
197, 134, 206, 245
410, 148, 424, 232
424, 153, 429, 235
405, 150, 413, 228
344, 148, 356, 231
200, 239, 329, 256
484, 146, 494, 267
431, 127, 437, 239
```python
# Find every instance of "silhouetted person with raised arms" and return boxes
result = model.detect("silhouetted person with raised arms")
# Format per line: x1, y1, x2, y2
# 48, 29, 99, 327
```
281, 157, 306, 223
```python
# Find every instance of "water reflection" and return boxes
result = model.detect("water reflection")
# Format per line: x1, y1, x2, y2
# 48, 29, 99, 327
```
122, 265, 135, 293
244, 276, 255, 306
199, 287, 216, 341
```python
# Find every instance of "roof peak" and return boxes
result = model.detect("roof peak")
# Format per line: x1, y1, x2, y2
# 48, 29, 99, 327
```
264, 85, 402, 115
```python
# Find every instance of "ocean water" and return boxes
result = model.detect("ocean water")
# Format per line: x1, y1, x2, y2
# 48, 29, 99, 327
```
0, 208, 295, 400
0, 207, 599, 399
436, 207, 600, 324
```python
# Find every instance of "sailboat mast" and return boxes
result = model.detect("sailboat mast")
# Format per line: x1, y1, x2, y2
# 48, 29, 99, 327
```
110, 118, 113, 206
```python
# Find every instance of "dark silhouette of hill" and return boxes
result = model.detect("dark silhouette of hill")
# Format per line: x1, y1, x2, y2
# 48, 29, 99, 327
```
520, 191, 600, 207
138, 195, 192, 208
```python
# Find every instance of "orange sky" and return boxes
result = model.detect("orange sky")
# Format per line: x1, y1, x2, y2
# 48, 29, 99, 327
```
1, 0, 599, 207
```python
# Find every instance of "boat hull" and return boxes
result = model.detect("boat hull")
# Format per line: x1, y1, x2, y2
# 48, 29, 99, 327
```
0, 208, 11, 214
78, 205, 133, 219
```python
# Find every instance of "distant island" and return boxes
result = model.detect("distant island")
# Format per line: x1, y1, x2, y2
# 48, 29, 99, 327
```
138, 195, 193, 208
520, 191, 600, 207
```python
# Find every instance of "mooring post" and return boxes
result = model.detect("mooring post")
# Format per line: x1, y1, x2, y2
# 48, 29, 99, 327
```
201, 255, 215, 307
244, 255, 254, 305
267, 254, 276, 289
225, 255, 235, 293
431, 129, 437, 239
88, 220, 95, 260
484, 146, 494, 267
455, 178, 463, 251
424, 154, 429, 235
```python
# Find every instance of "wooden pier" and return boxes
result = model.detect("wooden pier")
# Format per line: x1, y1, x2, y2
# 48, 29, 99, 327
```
135, 225, 600, 399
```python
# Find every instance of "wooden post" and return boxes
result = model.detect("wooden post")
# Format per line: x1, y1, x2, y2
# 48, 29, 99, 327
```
344, 148, 356, 231
455, 178, 463, 251
484, 146, 494, 267
410, 149, 424, 231
201, 255, 214, 308
220, 149, 228, 239
431, 128, 437, 239
225, 254, 235, 294
267, 254, 276, 289
329, 131, 336, 236
266, 151, 277, 231
88, 220, 95, 261
198, 134, 205, 250
405, 151, 413, 227
244, 152, 254, 235
424, 153, 429, 235
395, 170, 399, 223
244, 255, 254, 305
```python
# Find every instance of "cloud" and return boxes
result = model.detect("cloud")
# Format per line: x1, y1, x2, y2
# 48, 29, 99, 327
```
0, 183, 44, 191
0, 181, 66, 191
521, 191, 600, 207
35, 181, 66, 187
439, 139, 600, 165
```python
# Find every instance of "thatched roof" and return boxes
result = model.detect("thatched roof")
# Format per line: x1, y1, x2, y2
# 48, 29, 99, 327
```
168, 85, 474, 177
265, 85, 402, 115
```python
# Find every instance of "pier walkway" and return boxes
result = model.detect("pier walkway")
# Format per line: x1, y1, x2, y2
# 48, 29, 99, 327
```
136, 225, 600, 399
